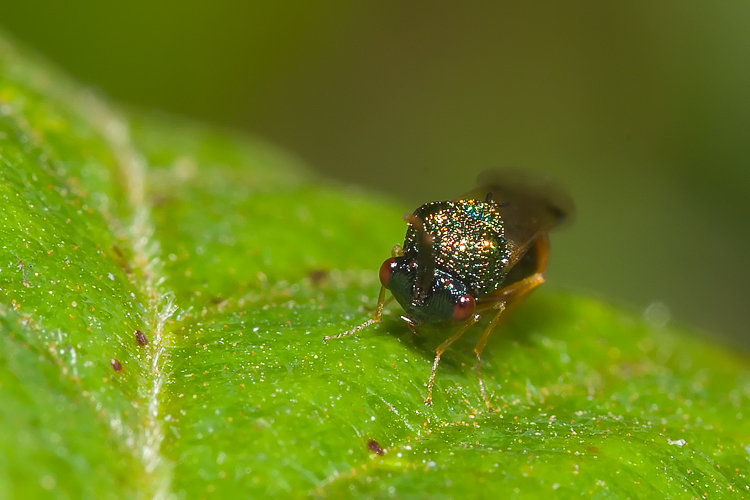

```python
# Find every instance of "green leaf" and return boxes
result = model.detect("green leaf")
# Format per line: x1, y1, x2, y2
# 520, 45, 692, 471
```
1, 31, 749, 499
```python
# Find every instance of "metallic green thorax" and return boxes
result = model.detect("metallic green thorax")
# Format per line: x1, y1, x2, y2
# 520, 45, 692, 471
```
403, 199, 509, 298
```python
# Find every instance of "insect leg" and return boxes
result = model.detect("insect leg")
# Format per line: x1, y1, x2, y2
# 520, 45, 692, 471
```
473, 301, 506, 410
489, 272, 545, 305
472, 272, 544, 410
323, 285, 387, 342
481, 234, 549, 311
365, 294, 394, 312
425, 314, 480, 405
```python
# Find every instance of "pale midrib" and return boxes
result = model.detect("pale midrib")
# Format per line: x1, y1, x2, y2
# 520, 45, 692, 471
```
0, 36, 177, 498
79, 94, 176, 499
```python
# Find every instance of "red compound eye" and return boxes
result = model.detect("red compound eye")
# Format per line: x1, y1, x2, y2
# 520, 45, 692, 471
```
379, 257, 398, 287
452, 294, 476, 323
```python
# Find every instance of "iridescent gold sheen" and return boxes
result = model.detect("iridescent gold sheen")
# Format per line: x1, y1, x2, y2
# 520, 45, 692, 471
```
403, 199, 509, 297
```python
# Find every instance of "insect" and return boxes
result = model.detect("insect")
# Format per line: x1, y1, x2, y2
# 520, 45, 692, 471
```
325, 171, 574, 408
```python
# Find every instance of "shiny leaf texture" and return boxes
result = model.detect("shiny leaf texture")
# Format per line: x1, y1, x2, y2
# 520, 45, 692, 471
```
0, 32, 749, 499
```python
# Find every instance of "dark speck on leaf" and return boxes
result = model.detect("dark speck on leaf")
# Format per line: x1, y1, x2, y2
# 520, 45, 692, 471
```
308, 268, 328, 285
367, 439, 385, 456
135, 330, 149, 346
149, 194, 173, 207
110, 358, 123, 372
111, 245, 132, 273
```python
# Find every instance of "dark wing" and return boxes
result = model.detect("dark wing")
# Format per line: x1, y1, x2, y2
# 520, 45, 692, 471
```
458, 169, 575, 268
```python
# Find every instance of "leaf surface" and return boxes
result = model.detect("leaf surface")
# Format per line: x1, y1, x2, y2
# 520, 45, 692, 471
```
0, 33, 748, 499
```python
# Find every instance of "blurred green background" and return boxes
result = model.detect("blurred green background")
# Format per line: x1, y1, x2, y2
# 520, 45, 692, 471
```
2, 2, 749, 347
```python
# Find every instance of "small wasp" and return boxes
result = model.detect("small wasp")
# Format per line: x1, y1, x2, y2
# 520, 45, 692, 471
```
325, 171, 574, 408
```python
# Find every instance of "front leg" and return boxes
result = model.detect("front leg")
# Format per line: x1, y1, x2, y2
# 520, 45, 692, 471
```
323, 284, 387, 342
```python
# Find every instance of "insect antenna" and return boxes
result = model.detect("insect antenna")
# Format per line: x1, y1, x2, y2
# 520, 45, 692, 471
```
402, 213, 435, 303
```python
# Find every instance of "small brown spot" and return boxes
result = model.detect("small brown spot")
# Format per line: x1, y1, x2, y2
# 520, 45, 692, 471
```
112, 245, 125, 259
149, 194, 174, 207
135, 330, 149, 346
111, 245, 132, 273
367, 439, 384, 456
110, 358, 123, 372
308, 268, 328, 285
